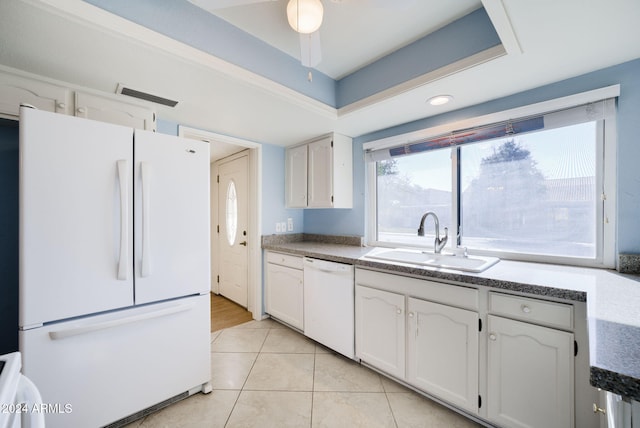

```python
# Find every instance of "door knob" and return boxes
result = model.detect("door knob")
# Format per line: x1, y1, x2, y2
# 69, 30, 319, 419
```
239, 241, 247, 246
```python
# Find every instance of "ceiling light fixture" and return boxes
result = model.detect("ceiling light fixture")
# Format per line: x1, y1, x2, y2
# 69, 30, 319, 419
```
286, 0, 324, 34
428, 95, 454, 106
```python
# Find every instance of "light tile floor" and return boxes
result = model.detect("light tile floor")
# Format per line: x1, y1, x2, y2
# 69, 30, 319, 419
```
125, 319, 483, 427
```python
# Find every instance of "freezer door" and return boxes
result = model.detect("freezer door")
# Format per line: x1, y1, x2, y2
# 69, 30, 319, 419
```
134, 130, 210, 304
19, 108, 134, 327
20, 295, 211, 428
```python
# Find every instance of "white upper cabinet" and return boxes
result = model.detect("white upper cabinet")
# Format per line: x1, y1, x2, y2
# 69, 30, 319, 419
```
286, 144, 308, 208
0, 69, 156, 131
307, 136, 334, 208
285, 133, 353, 209
0, 72, 70, 116
75, 92, 156, 131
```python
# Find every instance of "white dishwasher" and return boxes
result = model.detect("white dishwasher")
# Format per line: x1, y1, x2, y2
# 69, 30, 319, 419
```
303, 257, 355, 359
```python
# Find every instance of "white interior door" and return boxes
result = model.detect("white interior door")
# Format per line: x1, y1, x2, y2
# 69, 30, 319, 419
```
134, 130, 210, 304
217, 153, 248, 307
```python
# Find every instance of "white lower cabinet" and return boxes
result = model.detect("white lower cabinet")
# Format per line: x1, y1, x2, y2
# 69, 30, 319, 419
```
407, 297, 479, 414
355, 285, 405, 379
354, 267, 597, 428
487, 315, 574, 428
265, 252, 304, 330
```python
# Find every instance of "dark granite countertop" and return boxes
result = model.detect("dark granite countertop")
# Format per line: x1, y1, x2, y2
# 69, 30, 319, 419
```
262, 234, 640, 401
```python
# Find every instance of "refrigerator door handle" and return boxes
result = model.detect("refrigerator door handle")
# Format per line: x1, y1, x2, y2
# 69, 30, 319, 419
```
117, 159, 129, 280
141, 162, 151, 277
48, 302, 194, 340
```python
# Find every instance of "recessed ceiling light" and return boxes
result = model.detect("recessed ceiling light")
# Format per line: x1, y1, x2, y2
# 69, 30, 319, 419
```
427, 95, 453, 106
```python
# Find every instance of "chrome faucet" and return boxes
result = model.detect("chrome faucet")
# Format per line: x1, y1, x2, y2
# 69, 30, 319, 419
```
417, 211, 448, 253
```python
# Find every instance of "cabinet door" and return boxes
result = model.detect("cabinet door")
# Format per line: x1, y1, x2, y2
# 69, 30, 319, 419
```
0, 72, 69, 116
266, 263, 304, 330
75, 92, 155, 131
307, 136, 333, 208
407, 297, 479, 414
487, 315, 574, 428
355, 285, 405, 379
285, 144, 308, 208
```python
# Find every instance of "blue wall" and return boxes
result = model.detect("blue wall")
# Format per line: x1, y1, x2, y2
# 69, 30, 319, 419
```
336, 8, 500, 108
261, 143, 304, 235
306, 57, 640, 254
0, 120, 19, 354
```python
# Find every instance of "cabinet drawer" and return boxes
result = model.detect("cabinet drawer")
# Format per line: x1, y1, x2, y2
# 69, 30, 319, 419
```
489, 292, 573, 330
356, 268, 478, 310
266, 251, 303, 270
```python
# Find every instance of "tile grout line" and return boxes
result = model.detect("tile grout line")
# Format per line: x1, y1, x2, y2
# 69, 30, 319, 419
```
222, 324, 271, 427
382, 382, 400, 428
310, 348, 317, 428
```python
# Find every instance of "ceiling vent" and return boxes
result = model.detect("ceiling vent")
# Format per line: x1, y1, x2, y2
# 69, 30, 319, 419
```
116, 83, 178, 107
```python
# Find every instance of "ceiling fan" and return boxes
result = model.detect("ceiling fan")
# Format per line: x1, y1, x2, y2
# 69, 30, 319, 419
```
188, 0, 416, 80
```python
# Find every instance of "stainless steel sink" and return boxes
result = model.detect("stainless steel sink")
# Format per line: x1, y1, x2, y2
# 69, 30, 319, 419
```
364, 249, 499, 273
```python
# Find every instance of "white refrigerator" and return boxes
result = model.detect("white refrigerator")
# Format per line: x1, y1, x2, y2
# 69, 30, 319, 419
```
18, 107, 211, 428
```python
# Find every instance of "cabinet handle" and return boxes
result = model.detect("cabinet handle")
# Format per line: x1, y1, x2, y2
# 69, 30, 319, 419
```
592, 403, 606, 415
56, 102, 66, 109
489, 333, 497, 341
396, 308, 402, 315
408, 312, 414, 318
77, 107, 86, 114
521, 305, 532, 313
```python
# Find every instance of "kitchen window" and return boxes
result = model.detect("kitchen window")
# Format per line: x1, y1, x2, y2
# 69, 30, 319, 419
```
366, 89, 617, 267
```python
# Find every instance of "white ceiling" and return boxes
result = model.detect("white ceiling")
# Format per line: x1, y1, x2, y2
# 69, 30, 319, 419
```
0, 0, 639, 161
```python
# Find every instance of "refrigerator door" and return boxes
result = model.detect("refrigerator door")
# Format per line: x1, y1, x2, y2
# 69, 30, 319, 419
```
20, 294, 211, 428
134, 130, 210, 304
19, 108, 134, 327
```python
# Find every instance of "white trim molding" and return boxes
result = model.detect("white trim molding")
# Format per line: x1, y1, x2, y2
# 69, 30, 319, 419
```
364, 85, 621, 152
481, 0, 522, 55
179, 125, 265, 319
